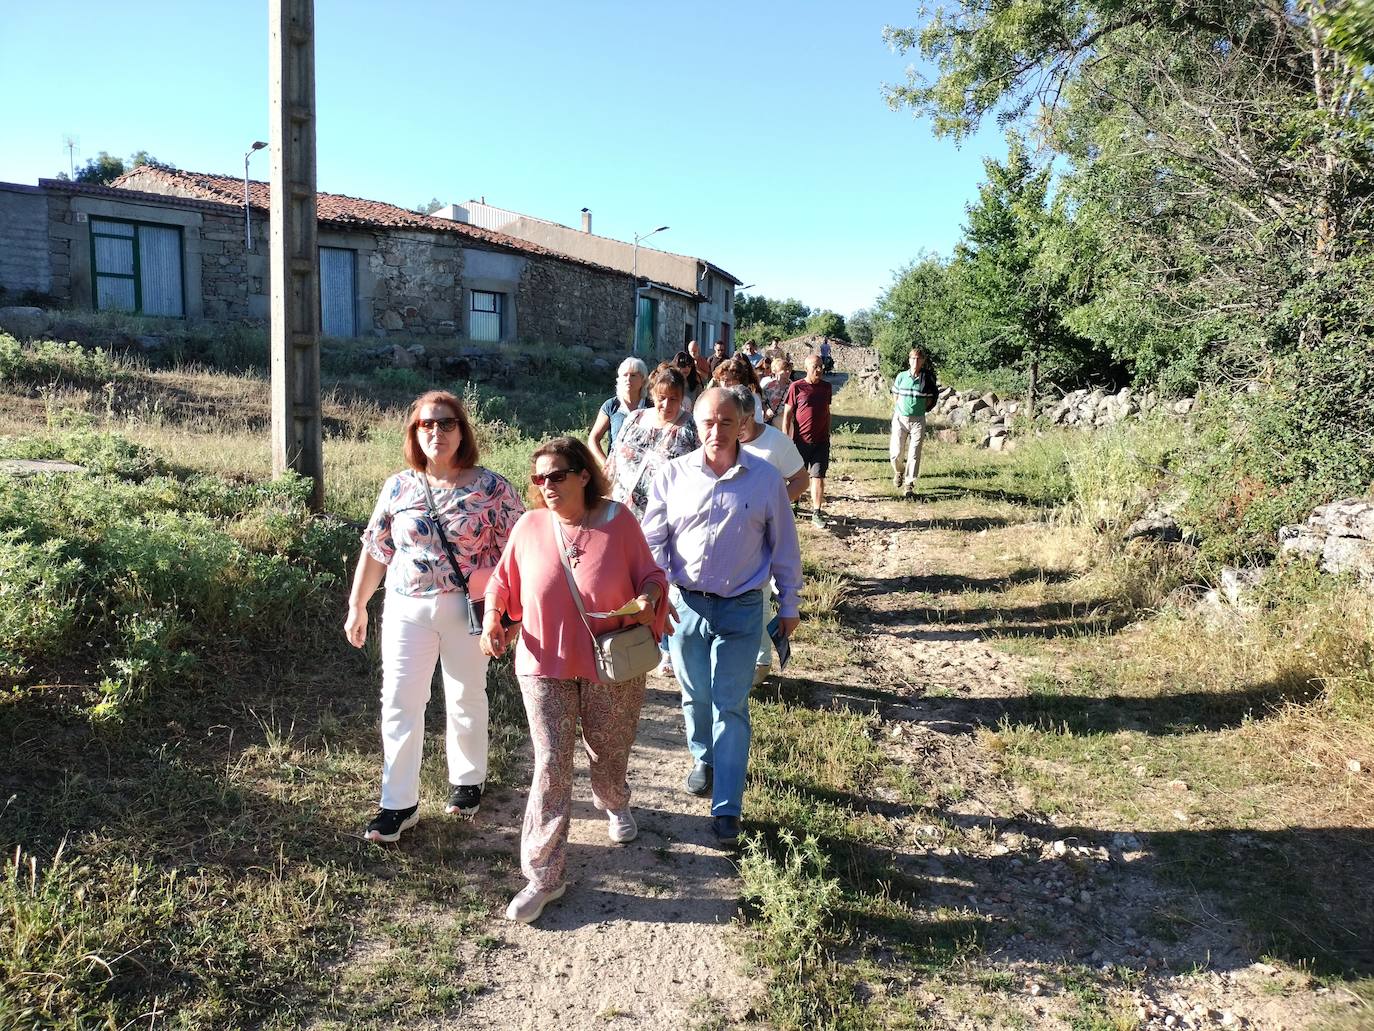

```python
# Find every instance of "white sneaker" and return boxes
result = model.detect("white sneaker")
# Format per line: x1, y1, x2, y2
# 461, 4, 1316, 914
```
504, 881, 566, 923
653, 656, 673, 677
607, 807, 638, 844
753, 663, 771, 686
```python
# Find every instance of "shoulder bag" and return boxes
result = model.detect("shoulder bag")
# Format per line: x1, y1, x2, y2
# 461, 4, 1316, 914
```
551, 509, 661, 684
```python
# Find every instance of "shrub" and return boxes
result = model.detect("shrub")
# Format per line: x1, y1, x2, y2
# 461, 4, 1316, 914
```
738, 830, 841, 971
0, 530, 83, 677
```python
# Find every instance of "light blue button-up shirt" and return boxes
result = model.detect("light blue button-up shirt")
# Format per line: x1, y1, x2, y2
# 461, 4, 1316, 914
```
642, 446, 804, 618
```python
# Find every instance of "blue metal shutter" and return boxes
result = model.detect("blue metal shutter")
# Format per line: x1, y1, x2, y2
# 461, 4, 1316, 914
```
137, 225, 183, 316
319, 247, 356, 336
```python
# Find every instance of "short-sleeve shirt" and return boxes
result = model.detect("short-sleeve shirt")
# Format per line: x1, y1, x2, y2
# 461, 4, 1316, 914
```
785, 377, 833, 445
760, 374, 789, 417
599, 394, 649, 448
606, 407, 701, 520
361, 467, 525, 597
892, 368, 937, 418
741, 424, 804, 479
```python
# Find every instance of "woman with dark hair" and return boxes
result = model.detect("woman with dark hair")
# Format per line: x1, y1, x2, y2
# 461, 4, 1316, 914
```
672, 350, 704, 401
346, 390, 525, 844
482, 436, 670, 923
605, 365, 700, 521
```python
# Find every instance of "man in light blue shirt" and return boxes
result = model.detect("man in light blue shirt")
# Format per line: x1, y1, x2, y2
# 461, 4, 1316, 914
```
642, 387, 803, 846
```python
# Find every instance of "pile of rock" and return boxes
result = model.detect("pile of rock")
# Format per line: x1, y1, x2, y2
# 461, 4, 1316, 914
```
926, 384, 1200, 448
1279, 498, 1374, 585
1044, 386, 1195, 427
931, 388, 1025, 450
368, 341, 609, 384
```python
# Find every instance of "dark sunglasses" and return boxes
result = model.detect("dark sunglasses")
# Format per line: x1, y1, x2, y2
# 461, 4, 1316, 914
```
417, 417, 460, 433
530, 468, 577, 486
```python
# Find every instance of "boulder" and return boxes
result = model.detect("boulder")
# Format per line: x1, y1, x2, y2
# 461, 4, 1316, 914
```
1279, 498, 1374, 585
1123, 515, 1188, 544
391, 345, 417, 369
567, 345, 596, 361
591, 357, 612, 374
935, 428, 960, 444
1172, 398, 1195, 415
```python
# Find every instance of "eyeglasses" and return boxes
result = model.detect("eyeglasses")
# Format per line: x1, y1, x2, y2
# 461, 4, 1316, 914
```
530, 468, 577, 486
417, 417, 460, 433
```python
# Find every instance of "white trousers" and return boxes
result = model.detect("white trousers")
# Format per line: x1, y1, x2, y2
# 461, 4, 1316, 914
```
379, 591, 489, 810
890, 412, 927, 484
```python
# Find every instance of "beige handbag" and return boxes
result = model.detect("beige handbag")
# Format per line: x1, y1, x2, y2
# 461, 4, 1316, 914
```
553, 510, 661, 684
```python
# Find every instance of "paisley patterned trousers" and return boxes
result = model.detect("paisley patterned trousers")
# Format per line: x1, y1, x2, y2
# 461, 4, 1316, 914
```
516, 673, 648, 890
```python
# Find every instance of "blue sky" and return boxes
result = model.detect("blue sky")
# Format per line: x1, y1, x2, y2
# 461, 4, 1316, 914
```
1, 1, 1004, 317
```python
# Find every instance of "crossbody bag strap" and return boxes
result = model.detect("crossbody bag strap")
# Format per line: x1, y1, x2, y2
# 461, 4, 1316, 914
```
418, 471, 472, 596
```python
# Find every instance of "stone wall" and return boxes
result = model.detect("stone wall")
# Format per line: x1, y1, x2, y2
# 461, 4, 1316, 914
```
199, 210, 262, 322
517, 253, 634, 353
0, 185, 51, 298
369, 231, 464, 335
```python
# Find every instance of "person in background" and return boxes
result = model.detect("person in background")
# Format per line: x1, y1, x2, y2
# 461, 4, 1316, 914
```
759, 355, 794, 430
688, 339, 711, 383
605, 365, 701, 677
642, 388, 803, 847
482, 437, 670, 923
707, 339, 729, 374
673, 349, 705, 402
726, 384, 808, 686
589, 357, 650, 467
783, 355, 834, 529
346, 391, 525, 844
739, 338, 765, 371
711, 355, 768, 425
818, 337, 834, 374
890, 346, 939, 496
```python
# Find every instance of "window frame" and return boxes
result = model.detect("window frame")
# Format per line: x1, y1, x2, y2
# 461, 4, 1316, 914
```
469, 288, 504, 342
88, 215, 186, 317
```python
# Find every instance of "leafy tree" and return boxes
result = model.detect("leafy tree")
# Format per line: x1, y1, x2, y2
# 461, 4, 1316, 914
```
414, 198, 446, 215
804, 310, 849, 341
735, 295, 812, 336
873, 253, 975, 376
848, 308, 875, 347
59, 150, 173, 185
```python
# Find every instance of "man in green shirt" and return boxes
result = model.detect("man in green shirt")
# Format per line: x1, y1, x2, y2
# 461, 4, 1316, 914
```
890, 347, 938, 494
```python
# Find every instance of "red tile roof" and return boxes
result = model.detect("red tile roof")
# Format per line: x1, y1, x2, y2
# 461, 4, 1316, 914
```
105, 166, 623, 274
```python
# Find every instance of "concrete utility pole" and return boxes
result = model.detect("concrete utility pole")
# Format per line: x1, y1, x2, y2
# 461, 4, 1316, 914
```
269, 0, 323, 510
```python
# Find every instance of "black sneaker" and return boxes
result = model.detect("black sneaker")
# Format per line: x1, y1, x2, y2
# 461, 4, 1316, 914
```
445, 783, 483, 817
365, 804, 419, 843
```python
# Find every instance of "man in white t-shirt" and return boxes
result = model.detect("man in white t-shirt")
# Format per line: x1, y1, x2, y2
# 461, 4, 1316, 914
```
727, 385, 808, 685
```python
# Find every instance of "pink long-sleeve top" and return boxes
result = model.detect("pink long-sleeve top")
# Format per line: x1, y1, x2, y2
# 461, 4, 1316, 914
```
485, 501, 669, 683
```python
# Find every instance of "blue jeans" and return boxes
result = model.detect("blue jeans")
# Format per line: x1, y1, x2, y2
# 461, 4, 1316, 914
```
668, 586, 764, 817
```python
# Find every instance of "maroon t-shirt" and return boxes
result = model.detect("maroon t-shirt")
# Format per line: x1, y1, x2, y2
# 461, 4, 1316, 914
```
785, 377, 833, 444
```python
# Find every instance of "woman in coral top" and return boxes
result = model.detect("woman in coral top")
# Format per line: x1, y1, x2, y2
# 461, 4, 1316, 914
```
482, 437, 670, 924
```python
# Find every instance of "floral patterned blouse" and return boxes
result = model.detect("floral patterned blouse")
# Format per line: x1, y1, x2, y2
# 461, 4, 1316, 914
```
362, 467, 525, 597
605, 407, 700, 520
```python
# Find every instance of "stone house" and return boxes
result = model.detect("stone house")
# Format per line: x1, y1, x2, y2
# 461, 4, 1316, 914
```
435, 200, 741, 362
0, 168, 651, 352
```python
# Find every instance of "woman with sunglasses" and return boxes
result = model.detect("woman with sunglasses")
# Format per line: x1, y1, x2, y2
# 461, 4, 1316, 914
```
481, 437, 670, 924
346, 390, 525, 844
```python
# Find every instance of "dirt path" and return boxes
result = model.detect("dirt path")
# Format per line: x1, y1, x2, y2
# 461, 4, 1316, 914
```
794, 458, 1336, 1030
453, 679, 760, 1029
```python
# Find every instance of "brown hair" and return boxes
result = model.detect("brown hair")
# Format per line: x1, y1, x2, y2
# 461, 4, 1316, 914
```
712, 355, 762, 394
403, 390, 479, 472
527, 436, 609, 511
649, 363, 688, 397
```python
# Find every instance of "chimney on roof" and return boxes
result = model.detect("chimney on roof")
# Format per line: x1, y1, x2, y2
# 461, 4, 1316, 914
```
580, 207, 592, 233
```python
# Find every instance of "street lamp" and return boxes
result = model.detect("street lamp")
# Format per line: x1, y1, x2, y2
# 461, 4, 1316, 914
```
632, 225, 669, 355
244, 140, 267, 250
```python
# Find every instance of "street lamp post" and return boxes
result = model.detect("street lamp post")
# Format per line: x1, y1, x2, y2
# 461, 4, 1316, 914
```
632, 225, 669, 356
244, 140, 267, 250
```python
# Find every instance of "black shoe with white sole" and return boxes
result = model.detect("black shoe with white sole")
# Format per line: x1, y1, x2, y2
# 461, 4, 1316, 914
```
445, 783, 483, 817
365, 804, 419, 843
